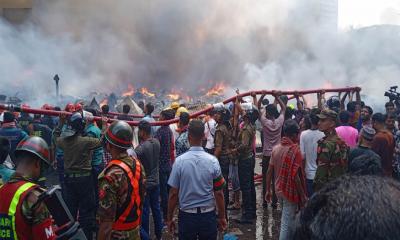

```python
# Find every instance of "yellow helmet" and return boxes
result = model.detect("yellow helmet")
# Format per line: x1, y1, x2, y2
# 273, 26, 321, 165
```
175, 107, 189, 117
170, 102, 180, 109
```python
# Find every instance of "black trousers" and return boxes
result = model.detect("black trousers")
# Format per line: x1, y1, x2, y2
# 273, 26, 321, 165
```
218, 155, 230, 219
64, 175, 96, 240
262, 156, 277, 206
238, 155, 256, 217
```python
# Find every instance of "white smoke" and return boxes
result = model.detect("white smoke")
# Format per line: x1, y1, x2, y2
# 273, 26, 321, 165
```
0, 0, 399, 108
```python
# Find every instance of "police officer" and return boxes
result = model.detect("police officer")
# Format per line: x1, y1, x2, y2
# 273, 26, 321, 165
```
97, 121, 145, 240
53, 112, 103, 239
0, 136, 56, 240
233, 106, 258, 224
214, 107, 233, 217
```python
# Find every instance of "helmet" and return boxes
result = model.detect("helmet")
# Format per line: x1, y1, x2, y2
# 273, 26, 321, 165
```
244, 106, 260, 124
215, 107, 231, 122
170, 102, 180, 109
65, 103, 75, 112
175, 107, 188, 117
75, 103, 83, 112
69, 112, 85, 132
105, 121, 133, 149
41, 104, 53, 110
327, 96, 340, 112
15, 136, 50, 165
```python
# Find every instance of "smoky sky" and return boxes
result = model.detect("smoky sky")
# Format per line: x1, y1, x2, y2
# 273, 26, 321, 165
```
0, 0, 399, 106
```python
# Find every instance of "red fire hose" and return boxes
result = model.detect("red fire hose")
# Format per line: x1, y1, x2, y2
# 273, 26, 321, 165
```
106, 112, 160, 119
0, 86, 360, 126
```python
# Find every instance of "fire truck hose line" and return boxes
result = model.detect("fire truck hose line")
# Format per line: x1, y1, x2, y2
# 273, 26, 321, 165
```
0, 86, 360, 126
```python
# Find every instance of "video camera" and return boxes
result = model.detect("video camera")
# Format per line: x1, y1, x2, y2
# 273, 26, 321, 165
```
384, 86, 400, 102
38, 186, 87, 240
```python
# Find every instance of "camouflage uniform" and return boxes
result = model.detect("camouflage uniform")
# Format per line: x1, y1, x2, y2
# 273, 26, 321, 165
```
313, 132, 349, 191
97, 154, 145, 240
7, 174, 52, 225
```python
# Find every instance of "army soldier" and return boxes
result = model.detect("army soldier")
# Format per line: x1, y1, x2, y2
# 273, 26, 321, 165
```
214, 107, 233, 216
314, 109, 349, 191
98, 121, 145, 240
0, 137, 56, 240
233, 105, 258, 224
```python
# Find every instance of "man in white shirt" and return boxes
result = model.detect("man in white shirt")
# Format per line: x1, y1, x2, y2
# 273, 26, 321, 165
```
300, 111, 324, 197
204, 110, 216, 154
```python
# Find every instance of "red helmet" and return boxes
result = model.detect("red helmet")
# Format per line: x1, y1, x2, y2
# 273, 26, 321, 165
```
65, 103, 75, 112
41, 104, 53, 110
75, 103, 83, 112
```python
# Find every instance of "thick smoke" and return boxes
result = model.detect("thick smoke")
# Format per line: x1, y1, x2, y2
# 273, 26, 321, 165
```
0, 0, 399, 107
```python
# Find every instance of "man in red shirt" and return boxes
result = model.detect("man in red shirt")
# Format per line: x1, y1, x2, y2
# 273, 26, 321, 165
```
371, 113, 395, 177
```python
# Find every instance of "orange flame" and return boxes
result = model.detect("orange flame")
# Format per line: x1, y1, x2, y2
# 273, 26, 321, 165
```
206, 83, 226, 96
122, 84, 135, 97
100, 98, 108, 107
140, 87, 155, 97
167, 93, 180, 101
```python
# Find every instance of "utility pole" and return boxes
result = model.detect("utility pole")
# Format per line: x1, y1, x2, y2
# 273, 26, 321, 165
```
54, 74, 60, 101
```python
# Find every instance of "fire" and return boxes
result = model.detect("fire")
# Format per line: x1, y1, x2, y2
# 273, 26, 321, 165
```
122, 84, 135, 97
140, 87, 155, 97
167, 93, 180, 101
100, 98, 108, 107
206, 83, 226, 96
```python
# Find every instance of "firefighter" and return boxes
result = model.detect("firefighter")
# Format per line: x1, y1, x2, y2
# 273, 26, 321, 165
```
97, 120, 145, 240
0, 136, 57, 240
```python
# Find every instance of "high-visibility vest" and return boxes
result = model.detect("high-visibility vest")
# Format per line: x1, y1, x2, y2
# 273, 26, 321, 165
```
0, 181, 37, 240
106, 158, 143, 231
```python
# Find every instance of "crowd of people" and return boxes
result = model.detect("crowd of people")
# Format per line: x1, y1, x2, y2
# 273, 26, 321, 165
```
0, 87, 400, 240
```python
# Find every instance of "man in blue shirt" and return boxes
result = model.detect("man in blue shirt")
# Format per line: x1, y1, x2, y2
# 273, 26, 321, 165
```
142, 102, 159, 136
167, 120, 227, 240
0, 137, 14, 184
0, 112, 28, 162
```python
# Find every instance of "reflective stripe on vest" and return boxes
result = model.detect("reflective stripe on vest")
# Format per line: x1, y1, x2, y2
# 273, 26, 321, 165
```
9, 182, 36, 240
108, 158, 142, 231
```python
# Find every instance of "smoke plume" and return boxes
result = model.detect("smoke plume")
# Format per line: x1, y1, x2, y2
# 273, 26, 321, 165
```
0, 0, 399, 107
